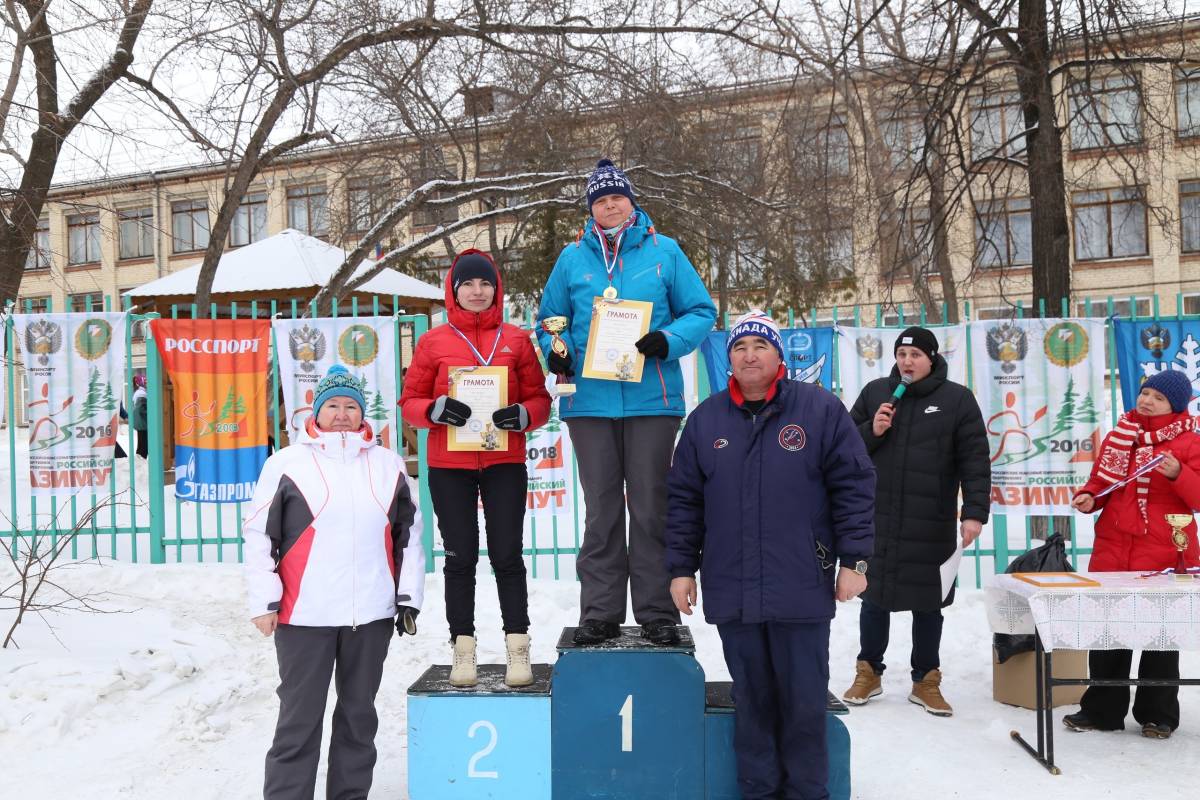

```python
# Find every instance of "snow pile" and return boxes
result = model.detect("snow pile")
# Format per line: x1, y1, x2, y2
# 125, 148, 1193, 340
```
1, 561, 1197, 798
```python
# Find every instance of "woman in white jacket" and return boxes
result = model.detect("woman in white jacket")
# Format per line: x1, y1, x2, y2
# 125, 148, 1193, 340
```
244, 364, 425, 800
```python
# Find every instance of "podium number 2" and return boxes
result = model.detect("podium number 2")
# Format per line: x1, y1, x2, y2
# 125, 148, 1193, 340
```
619, 694, 633, 752
467, 720, 499, 779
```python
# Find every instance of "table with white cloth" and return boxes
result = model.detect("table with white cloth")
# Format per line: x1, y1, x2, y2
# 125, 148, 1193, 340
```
985, 572, 1200, 773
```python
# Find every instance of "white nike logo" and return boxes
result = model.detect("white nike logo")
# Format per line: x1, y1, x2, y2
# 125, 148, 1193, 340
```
924, 406, 940, 414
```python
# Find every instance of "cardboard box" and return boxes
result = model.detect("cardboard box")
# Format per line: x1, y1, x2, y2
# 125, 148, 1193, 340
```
992, 647, 1088, 709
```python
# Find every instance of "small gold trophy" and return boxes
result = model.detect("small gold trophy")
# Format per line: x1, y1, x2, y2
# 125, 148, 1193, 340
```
482, 422, 499, 451
1165, 513, 1195, 580
540, 316, 576, 397
615, 353, 635, 382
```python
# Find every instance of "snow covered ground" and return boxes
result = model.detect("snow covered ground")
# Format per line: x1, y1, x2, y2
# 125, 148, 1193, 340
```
1, 561, 1196, 799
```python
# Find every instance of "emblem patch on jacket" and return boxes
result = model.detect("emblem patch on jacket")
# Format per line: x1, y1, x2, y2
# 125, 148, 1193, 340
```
713, 438, 729, 449
778, 424, 806, 451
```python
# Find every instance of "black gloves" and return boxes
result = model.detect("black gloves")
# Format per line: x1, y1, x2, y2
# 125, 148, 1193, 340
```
635, 330, 670, 360
493, 403, 529, 431
429, 395, 471, 426
396, 606, 419, 636
548, 350, 574, 377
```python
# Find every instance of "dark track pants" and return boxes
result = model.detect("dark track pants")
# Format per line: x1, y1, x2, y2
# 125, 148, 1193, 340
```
717, 621, 831, 800
1080, 648, 1180, 731
430, 463, 530, 639
856, 597, 944, 682
264, 618, 392, 800
565, 415, 680, 625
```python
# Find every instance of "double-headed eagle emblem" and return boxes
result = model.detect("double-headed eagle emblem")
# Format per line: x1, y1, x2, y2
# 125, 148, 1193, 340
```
985, 322, 1028, 374
288, 325, 327, 372
24, 319, 63, 366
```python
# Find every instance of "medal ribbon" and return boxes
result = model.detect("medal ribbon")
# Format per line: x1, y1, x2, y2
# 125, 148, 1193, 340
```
593, 213, 637, 288
448, 324, 503, 367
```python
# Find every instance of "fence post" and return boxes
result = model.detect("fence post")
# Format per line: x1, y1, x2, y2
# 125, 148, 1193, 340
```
144, 314, 167, 564
405, 313, 435, 573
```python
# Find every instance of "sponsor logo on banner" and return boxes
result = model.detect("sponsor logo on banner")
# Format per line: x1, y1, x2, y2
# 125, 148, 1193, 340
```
985, 322, 1028, 378
14, 313, 126, 496
338, 324, 379, 366
1113, 319, 1200, 415
1140, 323, 1170, 359
152, 319, 271, 503
856, 334, 882, 367
288, 324, 327, 373
1043, 321, 1089, 368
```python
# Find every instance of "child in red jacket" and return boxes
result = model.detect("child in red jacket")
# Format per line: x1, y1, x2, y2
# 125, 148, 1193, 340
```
400, 250, 551, 687
1067, 369, 1200, 739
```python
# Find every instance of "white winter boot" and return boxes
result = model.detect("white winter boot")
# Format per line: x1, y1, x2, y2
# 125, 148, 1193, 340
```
449, 635, 477, 687
504, 633, 534, 687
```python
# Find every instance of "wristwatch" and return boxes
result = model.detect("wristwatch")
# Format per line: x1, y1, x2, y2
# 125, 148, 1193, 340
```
852, 560, 868, 576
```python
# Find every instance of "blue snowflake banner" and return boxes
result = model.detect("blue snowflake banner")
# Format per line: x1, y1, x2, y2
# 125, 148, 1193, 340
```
1113, 319, 1200, 414
699, 327, 834, 390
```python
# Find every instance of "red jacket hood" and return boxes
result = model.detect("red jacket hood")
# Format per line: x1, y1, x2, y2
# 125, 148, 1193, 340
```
444, 249, 504, 330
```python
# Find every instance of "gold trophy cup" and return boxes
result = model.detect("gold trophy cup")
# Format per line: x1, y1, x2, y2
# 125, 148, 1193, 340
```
541, 316, 576, 397
1165, 513, 1195, 580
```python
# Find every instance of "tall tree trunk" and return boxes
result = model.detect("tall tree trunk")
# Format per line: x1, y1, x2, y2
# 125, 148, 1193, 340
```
1017, 0, 1071, 314
929, 150, 959, 323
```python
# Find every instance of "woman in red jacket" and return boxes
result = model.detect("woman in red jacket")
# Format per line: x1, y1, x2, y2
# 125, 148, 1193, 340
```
1067, 369, 1200, 739
400, 249, 551, 688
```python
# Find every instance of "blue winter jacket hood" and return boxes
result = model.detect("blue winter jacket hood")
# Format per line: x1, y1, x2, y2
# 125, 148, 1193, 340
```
536, 208, 717, 418
665, 374, 876, 624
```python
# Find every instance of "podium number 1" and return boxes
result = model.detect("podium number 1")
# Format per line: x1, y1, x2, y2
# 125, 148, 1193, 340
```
467, 720, 499, 779
619, 694, 633, 752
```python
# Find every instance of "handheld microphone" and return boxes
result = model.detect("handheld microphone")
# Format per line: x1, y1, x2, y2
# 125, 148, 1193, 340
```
888, 374, 914, 407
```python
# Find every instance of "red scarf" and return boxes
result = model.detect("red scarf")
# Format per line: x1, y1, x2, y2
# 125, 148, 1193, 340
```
1094, 410, 1194, 532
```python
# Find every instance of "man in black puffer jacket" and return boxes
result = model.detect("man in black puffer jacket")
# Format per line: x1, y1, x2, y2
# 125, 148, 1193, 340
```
841, 326, 990, 717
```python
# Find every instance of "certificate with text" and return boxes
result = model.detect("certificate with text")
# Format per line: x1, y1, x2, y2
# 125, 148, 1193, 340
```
581, 298, 653, 382
447, 366, 509, 451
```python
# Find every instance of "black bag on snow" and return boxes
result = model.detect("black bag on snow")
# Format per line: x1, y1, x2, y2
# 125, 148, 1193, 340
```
993, 533, 1075, 664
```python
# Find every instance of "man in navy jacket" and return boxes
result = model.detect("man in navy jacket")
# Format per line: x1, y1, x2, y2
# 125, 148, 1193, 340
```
666, 311, 875, 800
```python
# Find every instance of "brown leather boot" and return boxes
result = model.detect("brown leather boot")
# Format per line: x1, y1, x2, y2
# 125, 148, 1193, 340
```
909, 668, 953, 716
842, 660, 883, 705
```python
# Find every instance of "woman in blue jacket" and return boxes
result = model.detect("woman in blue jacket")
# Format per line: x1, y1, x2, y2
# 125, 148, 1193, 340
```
537, 159, 716, 646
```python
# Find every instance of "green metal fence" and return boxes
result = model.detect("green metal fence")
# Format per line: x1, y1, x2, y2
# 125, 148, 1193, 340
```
2, 293, 1166, 585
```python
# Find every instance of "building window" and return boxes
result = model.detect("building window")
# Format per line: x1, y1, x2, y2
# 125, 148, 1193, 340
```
25, 217, 50, 271
796, 227, 853, 279
412, 157, 461, 228
1069, 74, 1142, 150
1177, 68, 1200, 137
976, 306, 1027, 321
287, 183, 329, 236
348, 175, 391, 233
791, 112, 850, 179
67, 212, 101, 265
17, 295, 51, 314
975, 198, 1032, 268
1073, 188, 1147, 261
882, 111, 924, 168
1183, 293, 1200, 315
171, 199, 210, 253
230, 192, 268, 247
1181, 181, 1200, 252
970, 91, 1025, 161
118, 207, 155, 260
1074, 297, 1152, 318
67, 292, 104, 312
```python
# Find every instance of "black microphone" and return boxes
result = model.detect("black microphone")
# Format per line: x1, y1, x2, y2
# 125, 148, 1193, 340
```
887, 374, 914, 407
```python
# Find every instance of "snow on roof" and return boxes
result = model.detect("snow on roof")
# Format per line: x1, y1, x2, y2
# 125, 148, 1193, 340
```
123, 229, 443, 301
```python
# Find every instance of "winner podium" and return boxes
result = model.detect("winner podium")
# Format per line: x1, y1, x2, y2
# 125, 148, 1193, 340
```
407, 626, 852, 799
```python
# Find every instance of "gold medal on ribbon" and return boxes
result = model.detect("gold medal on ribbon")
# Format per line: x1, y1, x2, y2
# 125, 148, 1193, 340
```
603, 285, 619, 300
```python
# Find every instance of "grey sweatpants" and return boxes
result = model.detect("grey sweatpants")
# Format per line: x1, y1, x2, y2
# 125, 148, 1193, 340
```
566, 415, 681, 625
264, 617, 392, 800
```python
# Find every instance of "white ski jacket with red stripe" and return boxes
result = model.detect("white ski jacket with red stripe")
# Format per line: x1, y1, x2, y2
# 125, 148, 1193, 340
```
243, 420, 425, 626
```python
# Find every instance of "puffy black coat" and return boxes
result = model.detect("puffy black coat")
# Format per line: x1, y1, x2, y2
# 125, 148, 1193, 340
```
849, 356, 990, 612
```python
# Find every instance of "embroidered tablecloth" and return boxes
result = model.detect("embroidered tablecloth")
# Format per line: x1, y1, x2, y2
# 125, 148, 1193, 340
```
985, 572, 1200, 651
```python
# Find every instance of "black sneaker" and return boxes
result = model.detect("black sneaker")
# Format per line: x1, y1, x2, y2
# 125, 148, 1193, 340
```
1142, 722, 1173, 739
1063, 712, 1121, 732
573, 620, 620, 645
640, 620, 681, 646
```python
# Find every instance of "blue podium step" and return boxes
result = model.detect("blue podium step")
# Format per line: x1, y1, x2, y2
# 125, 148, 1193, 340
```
407, 664, 553, 800
553, 626, 705, 799
703, 681, 851, 800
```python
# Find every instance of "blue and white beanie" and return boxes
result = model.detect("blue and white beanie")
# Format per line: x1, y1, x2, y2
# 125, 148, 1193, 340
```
727, 310, 785, 361
313, 365, 366, 415
586, 159, 636, 209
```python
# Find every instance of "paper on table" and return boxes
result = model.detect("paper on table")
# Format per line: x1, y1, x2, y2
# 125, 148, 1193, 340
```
940, 541, 963, 600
